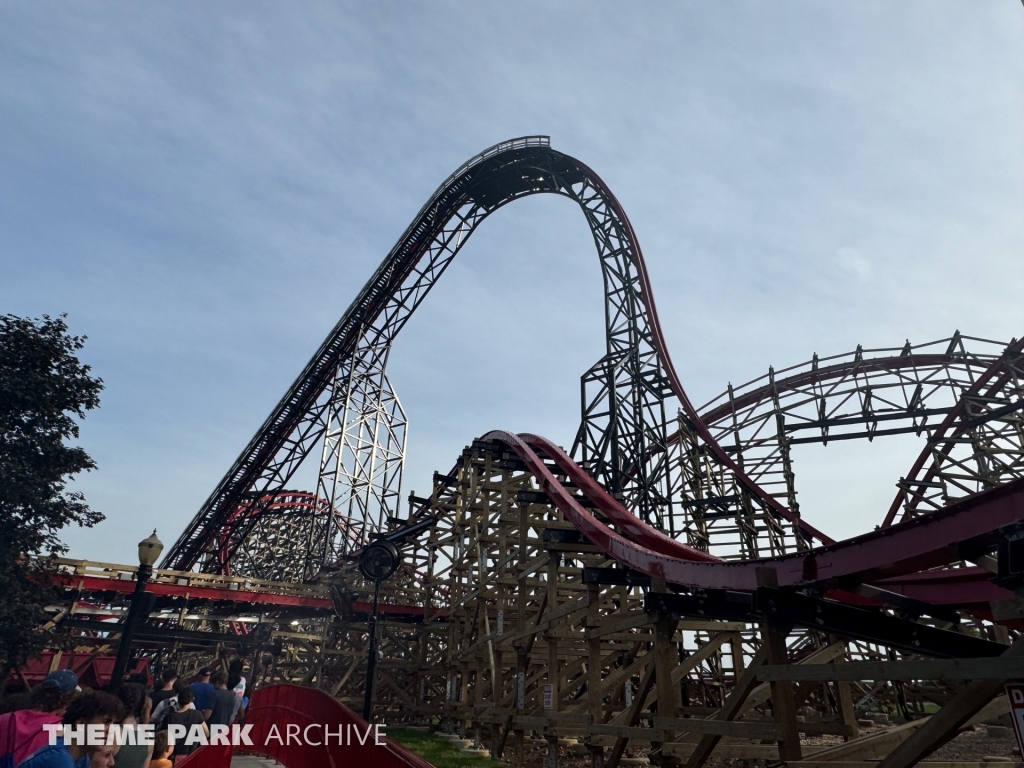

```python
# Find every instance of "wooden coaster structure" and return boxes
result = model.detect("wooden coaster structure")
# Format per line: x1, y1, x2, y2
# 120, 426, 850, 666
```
303, 437, 1020, 767
38, 414, 1024, 767
33, 137, 1024, 766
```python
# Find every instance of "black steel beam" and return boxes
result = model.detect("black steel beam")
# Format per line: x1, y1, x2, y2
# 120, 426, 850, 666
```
582, 567, 651, 588
644, 590, 756, 623
643, 589, 1004, 659
756, 587, 1004, 659
62, 618, 259, 648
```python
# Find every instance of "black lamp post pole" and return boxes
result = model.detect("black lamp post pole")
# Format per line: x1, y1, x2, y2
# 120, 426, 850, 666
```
358, 539, 399, 724
361, 578, 382, 722
111, 563, 153, 688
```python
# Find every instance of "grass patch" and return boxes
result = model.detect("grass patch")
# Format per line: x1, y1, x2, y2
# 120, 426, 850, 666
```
387, 728, 498, 768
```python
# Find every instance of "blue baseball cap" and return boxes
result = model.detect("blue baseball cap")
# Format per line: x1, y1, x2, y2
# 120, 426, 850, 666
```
40, 670, 79, 694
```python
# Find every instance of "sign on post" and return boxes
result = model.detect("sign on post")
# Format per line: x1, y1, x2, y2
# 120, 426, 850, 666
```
1006, 684, 1024, 756
543, 683, 554, 710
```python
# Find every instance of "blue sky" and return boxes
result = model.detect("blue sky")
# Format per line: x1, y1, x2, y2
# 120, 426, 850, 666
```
1, 2, 1021, 564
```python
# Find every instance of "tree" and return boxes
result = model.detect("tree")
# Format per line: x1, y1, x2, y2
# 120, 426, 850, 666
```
0, 314, 104, 676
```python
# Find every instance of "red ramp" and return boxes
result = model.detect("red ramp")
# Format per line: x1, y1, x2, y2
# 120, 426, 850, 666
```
177, 684, 434, 768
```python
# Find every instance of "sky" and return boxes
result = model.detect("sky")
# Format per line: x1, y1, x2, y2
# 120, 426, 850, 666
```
1, 1, 1021, 565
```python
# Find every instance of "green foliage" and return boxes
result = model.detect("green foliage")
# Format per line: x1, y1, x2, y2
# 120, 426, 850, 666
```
386, 729, 499, 768
0, 314, 104, 673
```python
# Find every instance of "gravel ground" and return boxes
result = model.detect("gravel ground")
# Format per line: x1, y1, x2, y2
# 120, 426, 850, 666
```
930, 724, 1021, 761
506, 738, 649, 767
489, 722, 1024, 766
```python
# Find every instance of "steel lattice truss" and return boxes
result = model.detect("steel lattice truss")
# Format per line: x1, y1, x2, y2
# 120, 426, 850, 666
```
165, 136, 800, 578
315, 359, 407, 563
213, 491, 334, 581
683, 334, 1024, 558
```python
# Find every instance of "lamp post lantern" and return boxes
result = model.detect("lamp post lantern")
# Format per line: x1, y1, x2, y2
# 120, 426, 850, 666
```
111, 530, 163, 688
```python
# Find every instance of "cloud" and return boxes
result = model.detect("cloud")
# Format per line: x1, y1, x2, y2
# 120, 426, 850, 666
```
0, 1, 1020, 562
836, 246, 872, 281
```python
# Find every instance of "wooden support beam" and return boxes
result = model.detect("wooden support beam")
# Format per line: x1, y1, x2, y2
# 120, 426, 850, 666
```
832, 645, 859, 742
876, 635, 1024, 768
606, 660, 657, 768
653, 716, 781, 740
757, 656, 1024, 682
806, 687, 1012, 763
671, 632, 731, 685
586, 581, 604, 767
738, 640, 846, 716
757, 566, 802, 764
729, 632, 745, 682
684, 644, 769, 768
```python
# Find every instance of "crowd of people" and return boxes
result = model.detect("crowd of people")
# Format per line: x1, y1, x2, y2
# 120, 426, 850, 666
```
0, 660, 250, 768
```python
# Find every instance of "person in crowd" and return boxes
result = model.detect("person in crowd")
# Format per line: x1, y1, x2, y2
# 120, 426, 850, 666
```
186, 671, 213, 723
0, 670, 80, 764
18, 690, 124, 768
205, 672, 238, 729
148, 670, 176, 713
150, 681, 188, 730
87, 743, 119, 768
226, 660, 245, 703
29, 673, 81, 713
0, 692, 32, 715
164, 689, 205, 759
111, 684, 152, 768
147, 731, 171, 768
237, 684, 251, 725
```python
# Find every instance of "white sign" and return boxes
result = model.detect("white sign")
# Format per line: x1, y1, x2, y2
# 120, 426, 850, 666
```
517, 672, 525, 711
625, 679, 633, 708
543, 683, 554, 710
496, 610, 504, 637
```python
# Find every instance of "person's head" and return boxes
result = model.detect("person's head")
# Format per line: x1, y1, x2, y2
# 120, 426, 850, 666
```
172, 678, 189, 695
153, 729, 172, 760
42, 670, 79, 695
89, 743, 119, 768
114, 682, 146, 723
29, 684, 76, 715
61, 691, 125, 761
62, 690, 125, 727
227, 658, 244, 689
211, 670, 228, 688
176, 687, 194, 710
197, 667, 211, 682
159, 668, 178, 689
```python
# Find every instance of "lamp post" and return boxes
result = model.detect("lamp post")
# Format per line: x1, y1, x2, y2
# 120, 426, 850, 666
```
359, 540, 400, 722
111, 530, 163, 689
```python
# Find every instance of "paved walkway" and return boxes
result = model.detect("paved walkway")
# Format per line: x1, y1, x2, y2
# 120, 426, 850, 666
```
230, 755, 282, 767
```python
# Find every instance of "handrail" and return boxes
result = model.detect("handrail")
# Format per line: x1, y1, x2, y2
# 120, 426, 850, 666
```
44, 557, 329, 599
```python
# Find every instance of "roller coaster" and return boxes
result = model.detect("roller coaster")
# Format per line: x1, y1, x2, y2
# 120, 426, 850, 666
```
52, 138, 1024, 766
